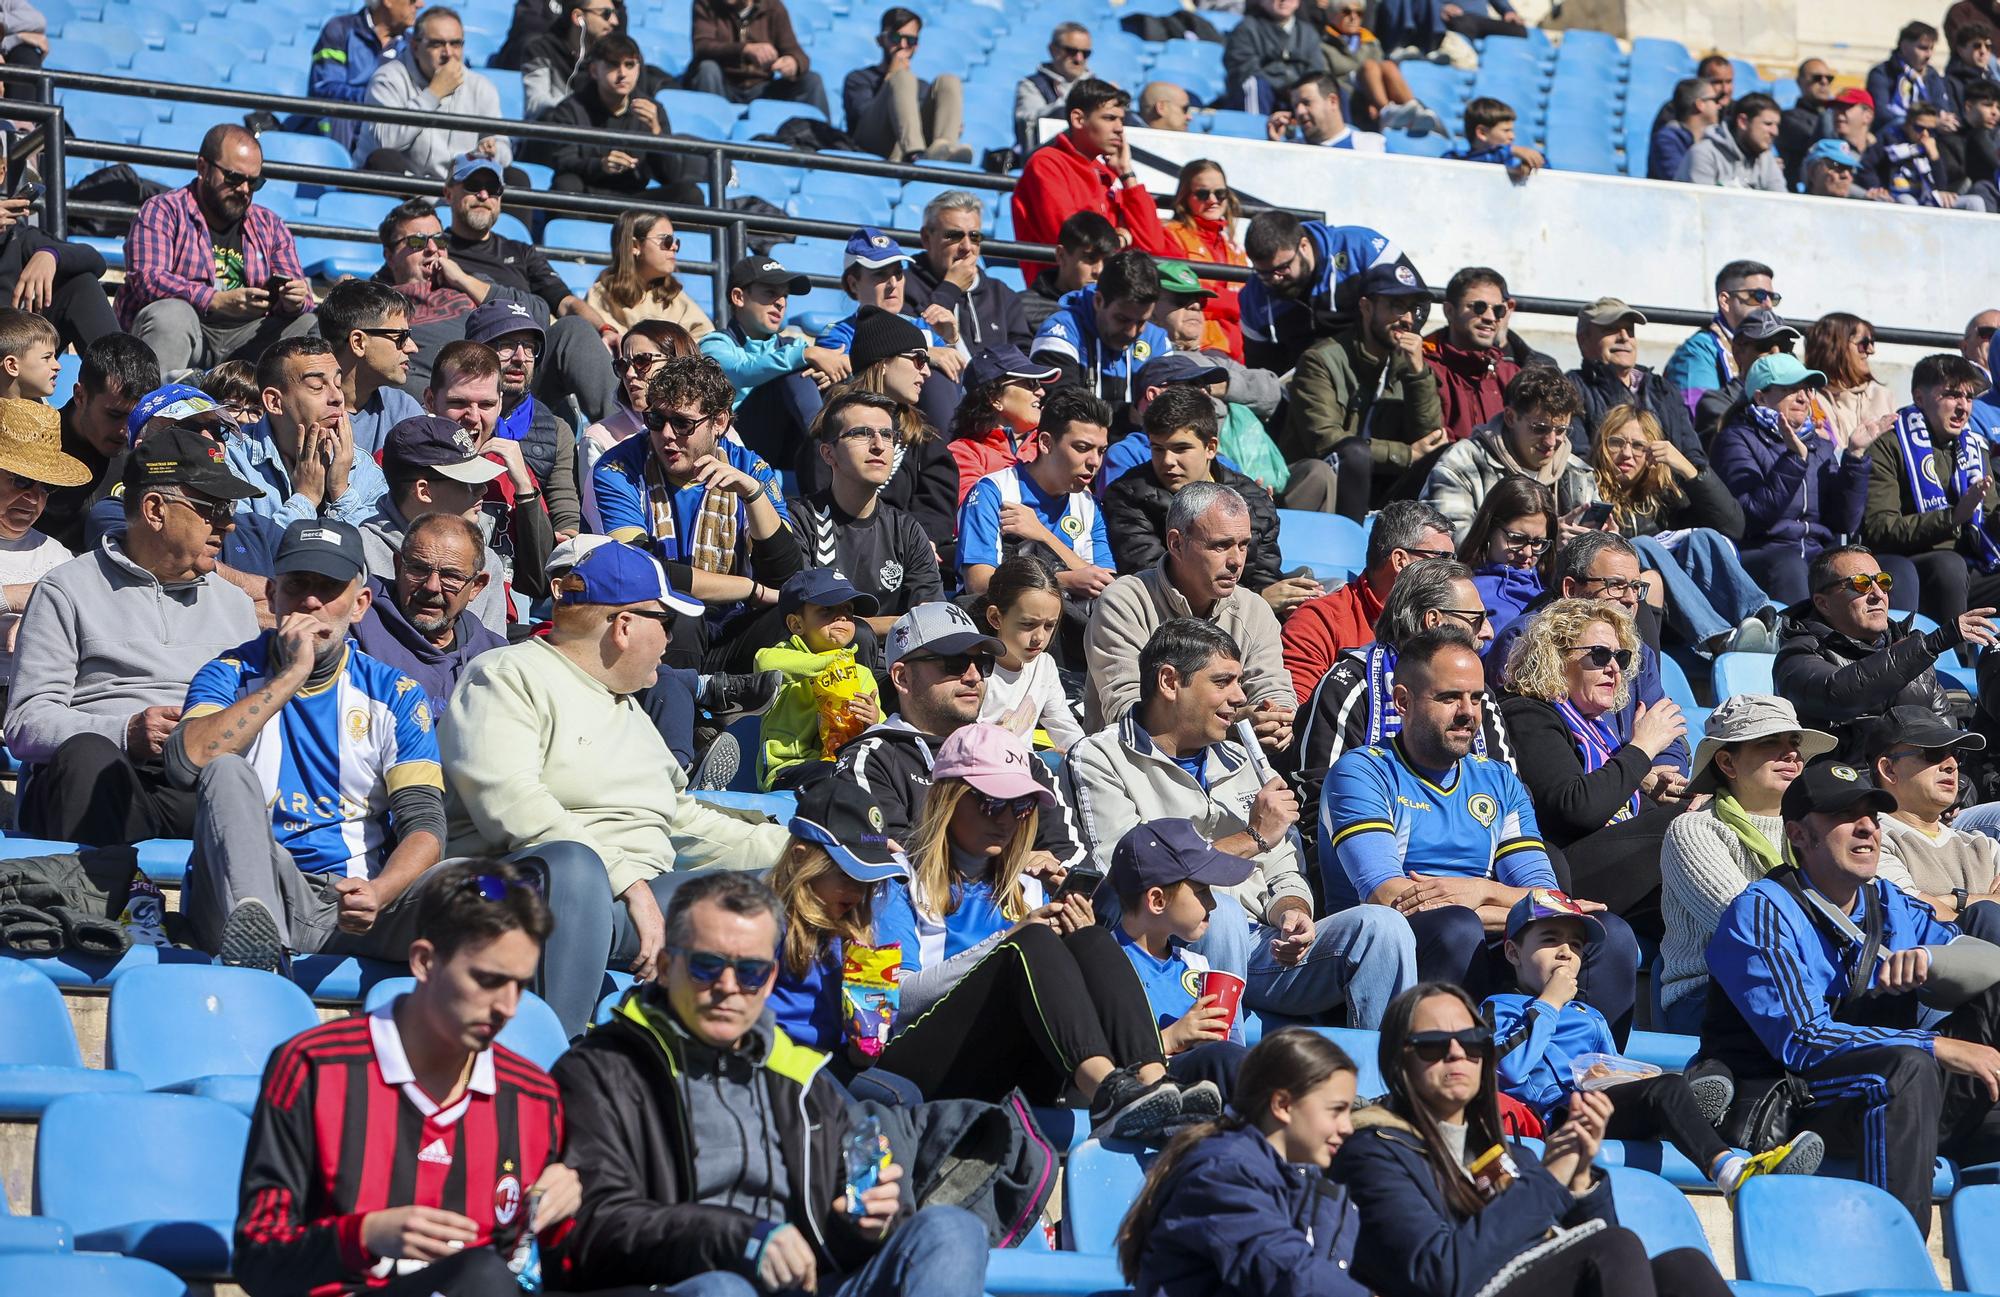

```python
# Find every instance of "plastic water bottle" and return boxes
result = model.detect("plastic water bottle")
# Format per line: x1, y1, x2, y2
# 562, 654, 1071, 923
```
119, 879, 169, 948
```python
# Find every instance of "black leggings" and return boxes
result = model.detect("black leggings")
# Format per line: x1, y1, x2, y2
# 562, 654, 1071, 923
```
1552, 1074, 1727, 1178
1561, 806, 1680, 943
374, 1246, 658, 1295
1487, 1231, 1729, 1297
877, 924, 1166, 1104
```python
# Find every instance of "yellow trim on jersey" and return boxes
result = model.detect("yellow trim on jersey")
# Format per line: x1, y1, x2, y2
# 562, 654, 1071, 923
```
182, 702, 226, 720
1331, 819, 1395, 846
608, 525, 648, 544
384, 760, 445, 792
1391, 737, 1461, 798
1495, 837, 1546, 858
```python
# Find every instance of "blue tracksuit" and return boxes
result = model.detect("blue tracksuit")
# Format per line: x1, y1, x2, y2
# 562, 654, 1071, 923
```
305, 8, 406, 153
1028, 285, 1171, 406
1236, 220, 1401, 369
1487, 991, 1616, 1120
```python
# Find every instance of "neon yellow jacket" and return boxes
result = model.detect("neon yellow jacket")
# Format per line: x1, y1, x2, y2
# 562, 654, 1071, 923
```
754, 636, 881, 789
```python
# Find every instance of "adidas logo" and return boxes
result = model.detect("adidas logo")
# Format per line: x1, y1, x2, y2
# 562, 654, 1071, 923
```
418, 1138, 452, 1165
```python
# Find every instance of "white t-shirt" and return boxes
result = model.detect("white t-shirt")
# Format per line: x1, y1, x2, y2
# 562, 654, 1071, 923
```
0, 528, 71, 685
978, 653, 1084, 752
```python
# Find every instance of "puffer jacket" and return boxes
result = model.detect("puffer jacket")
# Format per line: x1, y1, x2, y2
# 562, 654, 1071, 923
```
1773, 603, 1953, 757
1711, 403, 1867, 558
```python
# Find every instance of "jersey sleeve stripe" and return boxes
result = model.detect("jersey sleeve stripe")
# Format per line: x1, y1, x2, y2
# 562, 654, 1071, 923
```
384, 760, 445, 792
1495, 837, 1546, 858
183, 702, 227, 720
1330, 819, 1395, 846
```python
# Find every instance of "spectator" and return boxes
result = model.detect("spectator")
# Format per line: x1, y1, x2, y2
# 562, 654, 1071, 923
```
1068, 617, 1418, 1026
586, 212, 714, 342
1649, 76, 1722, 182
316, 279, 423, 459
843, 7, 969, 163
1871, 707, 2000, 930
442, 542, 791, 1036
1443, 97, 1543, 177
1807, 310, 1896, 454
1223, 0, 1327, 115
352, 513, 501, 721
958, 385, 1112, 602
1284, 259, 1444, 520
0, 191, 114, 357
361, 413, 511, 634
1138, 81, 1192, 132
371, 196, 521, 398
6, 427, 258, 844
1083, 480, 1296, 741
361, 9, 521, 181
1802, 136, 1870, 199
1777, 58, 1840, 187
173, 518, 443, 972
1373, 0, 1527, 56
582, 321, 696, 527
303, 0, 418, 154
697, 254, 842, 464
117, 125, 316, 376
1834, 86, 1879, 157
1969, 308, 2000, 373
1863, 352, 2000, 631
531, 35, 705, 203
1321, 0, 1427, 130
44, 334, 156, 552
1951, 0, 2000, 45
465, 300, 583, 537
1457, 476, 1556, 636
0, 309, 53, 408
1014, 22, 1094, 155
1960, 79, 2000, 192
1677, 92, 1786, 192
78, 384, 248, 560
1868, 20, 1959, 132
1423, 367, 1591, 541
814, 230, 961, 435
1239, 209, 1404, 374
972, 554, 1081, 749
1150, 259, 1215, 358
1164, 160, 1249, 359
1424, 267, 1523, 441
1270, 66, 1389, 152
1700, 757, 2000, 1227
1011, 80, 1174, 284
1572, 297, 1703, 461
1694, 51, 1735, 111
231, 857, 582, 1297
1281, 498, 1453, 703
754, 565, 883, 790
552, 872, 993, 1294
0, 400, 87, 688
1948, 21, 2000, 103
518, 0, 625, 117
686, 0, 828, 115
1021, 210, 1118, 334
944, 345, 1057, 502
1097, 354, 1235, 495
1691, 305, 1800, 442
1860, 101, 1988, 209
1772, 543, 1987, 756
902, 190, 1034, 359
1030, 248, 1171, 409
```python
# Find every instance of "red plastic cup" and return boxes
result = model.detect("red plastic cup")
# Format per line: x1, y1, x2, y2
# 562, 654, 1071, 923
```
1201, 970, 1247, 1030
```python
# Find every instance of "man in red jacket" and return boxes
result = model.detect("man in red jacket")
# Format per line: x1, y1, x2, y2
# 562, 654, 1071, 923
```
1279, 499, 1454, 704
1011, 79, 1174, 283
1424, 266, 1524, 442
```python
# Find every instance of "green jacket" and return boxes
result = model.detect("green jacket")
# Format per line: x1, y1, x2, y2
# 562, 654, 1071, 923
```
755, 635, 882, 789
1281, 329, 1443, 468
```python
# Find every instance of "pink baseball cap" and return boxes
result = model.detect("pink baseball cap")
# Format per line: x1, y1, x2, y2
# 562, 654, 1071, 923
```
932, 724, 1054, 805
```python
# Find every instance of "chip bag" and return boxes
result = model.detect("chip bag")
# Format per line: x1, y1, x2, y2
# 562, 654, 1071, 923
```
811, 648, 875, 762
841, 942, 901, 1057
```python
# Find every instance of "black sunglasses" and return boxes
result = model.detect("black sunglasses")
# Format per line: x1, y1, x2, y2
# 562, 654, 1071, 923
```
204, 160, 266, 192
1461, 300, 1511, 319
905, 651, 995, 678
399, 232, 446, 250
1569, 644, 1634, 672
1978, 326, 1998, 342
645, 408, 721, 436
1190, 187, 1229, 203
618, 607, 678, 628
940, 229, 984, 245
976, 793, 1040, 821
358, 326, 414, 347
669, 945, 777, 987
1404, 1028, 1491, 1063
616, 352, 665, 376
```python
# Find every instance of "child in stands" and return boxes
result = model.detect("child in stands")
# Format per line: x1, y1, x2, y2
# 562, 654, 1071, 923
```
754, 566, 882, 790
0, 309, 61, 402
975, 554, 1083, 751
1444, 97, 1545, 178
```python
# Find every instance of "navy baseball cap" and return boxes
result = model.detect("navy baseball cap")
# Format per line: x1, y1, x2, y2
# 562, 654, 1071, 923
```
963, 345, 1060, 391
1781, 756, 1898, 822
844, 227, 913, 272
274, 519, 368, 583
779, 566, 879, 617
465, 300, 544, 346
1135, 352, 1226, 392
788, 776, 910, 883
122, 425, 261, 500
555, 541, 701, 616
1503, 888, 1606, 945
1107, 819, 1255, 899
1352, 258, 1430, 300
449, 153, 505, 189
382, 415, 506, 485
126, 383, 236, 443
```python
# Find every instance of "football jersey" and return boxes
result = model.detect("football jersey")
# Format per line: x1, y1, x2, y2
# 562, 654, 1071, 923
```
1114, 925, 1212, 1033
874, 872, 1048, 971
957, 464, 1108, 577
184, 638, 443, 877
1321, 737, 1554, 908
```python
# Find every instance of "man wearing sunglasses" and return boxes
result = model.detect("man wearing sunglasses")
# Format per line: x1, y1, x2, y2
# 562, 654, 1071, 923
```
319, 279, 425, 459
1802, 137, 1869, 200
118, 124, 317, 377
1568, 295, 1705, 469
1422, 266, 1548, 443
1664, 258, 1782, 403
466, 299, 585, 539
905, 191, 1035, 360
1691, 306, 1803, 444
842, 8, 970, 164
1868, 707, 2000, 929
1778, 57, 1842, 188
1013, 21, 1095, 157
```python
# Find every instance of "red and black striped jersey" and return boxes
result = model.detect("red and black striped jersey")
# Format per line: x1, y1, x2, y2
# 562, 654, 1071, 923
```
234, 1002, 566, 1297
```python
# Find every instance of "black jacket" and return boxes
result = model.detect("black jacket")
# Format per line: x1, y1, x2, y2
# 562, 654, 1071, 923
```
1021, 268, 1066, 333
551, 986, 889, 1289
1498, 692, 1656, 849
1772, 602, 1952, 756
1614, 460, 1745, 542
1778, 100, 1835, 188
527, 86, 702, 193
1565, 359, 1707, 468
1101, 463, 1283, 592
902, 253, 1032, 354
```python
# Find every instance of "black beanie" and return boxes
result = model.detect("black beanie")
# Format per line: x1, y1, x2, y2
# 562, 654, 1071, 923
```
846, 304, 928, 377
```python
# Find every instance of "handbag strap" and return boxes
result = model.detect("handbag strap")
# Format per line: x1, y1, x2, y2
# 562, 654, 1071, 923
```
1769, 865, 1885, 1008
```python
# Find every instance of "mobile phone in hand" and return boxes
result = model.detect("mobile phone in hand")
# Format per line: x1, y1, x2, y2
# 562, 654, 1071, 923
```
1054, 868, 1104, 903
264, 273, 293, 296
1577, 501, 1614, 529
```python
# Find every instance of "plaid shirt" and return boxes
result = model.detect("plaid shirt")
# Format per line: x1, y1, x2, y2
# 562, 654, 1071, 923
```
116, 184, 309, 329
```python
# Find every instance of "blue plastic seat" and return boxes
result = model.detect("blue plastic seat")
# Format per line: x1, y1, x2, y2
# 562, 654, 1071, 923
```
1205, 109, 1268, 140
485, 67, 525, 122
361, 977, 572, 1069
1236, 1020, 1387, 1095
1949, 1183, 2000, 1292
1712, 651, 1775, 702
1061, 1138, 1147, 1253
728, 160, 805, 203
1275, 508, 1366, 582
656, 88, 741, 140
1607, 1167, 1815, 1296
1734, 1175, 1943, 1295
982, 1248, 1125, 1296
312, 189, 401, 232
257, 131, 356, 172
0, 1211, 70, 1254
731, 97, 828, 140
0, 961, 141, 1118
0, 1253, 190, 1296
1656, 654, 1708, 737
57, 89, 164, 142
543, 217, 615, 254
35, 1092, 247, 1277
227, 60, 310, 97
52, 19, 141, 66
107, 963, 320, 1113
1386, 129, 1458, 158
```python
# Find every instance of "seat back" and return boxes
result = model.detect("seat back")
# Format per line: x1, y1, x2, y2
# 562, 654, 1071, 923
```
1734, 1175, 1942, 1292
1711, 651, 1775, 701
1949, 1183, 2000, 1293
0, 961, 83, 1067
1606, 1166, 1711, 1259
361, 977, 572, 1070
1274, 509, 1367, 580
34, 1092, 249, 1231
107, 963, 319, 1091
1062, 1138, 1149, 1255
0, 1253, 189, 1297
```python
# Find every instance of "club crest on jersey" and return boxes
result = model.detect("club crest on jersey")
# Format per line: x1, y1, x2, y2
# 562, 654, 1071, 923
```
879, 560, 904, 591
413, 701, 433, 733
495, 1174, 521, 1226
346, 709, 369, 741
1060, 513, 1084, 537
1132, 340, 1153, 362
1468, 793, 1498, 827
1181, 968, 1206, 998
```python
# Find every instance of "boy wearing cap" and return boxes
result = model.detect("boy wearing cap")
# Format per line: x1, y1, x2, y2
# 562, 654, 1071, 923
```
755, 566, 883, 790
697, 255, 847, 462
171, 518, 446, 972
1490, 888, 1821, 1193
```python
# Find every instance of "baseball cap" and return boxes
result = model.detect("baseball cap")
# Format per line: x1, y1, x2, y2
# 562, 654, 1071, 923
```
274, 518, 367, 583
126, 383, 237, 444
1352, 258, 1429, 300
1736, 307, 1802, 346
1107, 819, 1254, 900
1835, 87, 1875, 109
544, 532, 613, 578
382, 415, 507, 485
554, 541, 702, 616
1135, 352, 1226, 392
730, 254, 811, 295
465, 299, 544, 346
787, 777, 910, 883
963, 345, 1059, 392
931, 723, 1052, 804
1689, 694, 1835, 792
1156, 260, 1217, 301
1745, 353, 1827, 399
1863, 704, 1989, 761
884, 601, 1003, 668
1781, 756, 1897, 822
844, 227, 913, 272
1805, 137, 1862, 170
779, 566, 880, 617
449, 153, 505, 189
1578, 296, 1647, 328
122, 425, 261, 500
1504, 888, 1606, 945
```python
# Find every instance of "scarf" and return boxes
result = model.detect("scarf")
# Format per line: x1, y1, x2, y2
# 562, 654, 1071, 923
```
1892, 403, 2000, 572
1891, 54, 1930, 112
1712, 793, 1783, 874
1363, 642, 1486, 754
643, 453, 740, 575
1490, 427, 1571, 489
1707, 314, 1736, 385
1553, 698, 1638, 826
495, 395, 535, 444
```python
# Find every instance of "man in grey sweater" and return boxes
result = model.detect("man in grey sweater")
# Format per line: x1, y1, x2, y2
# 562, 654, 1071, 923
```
6, 428, 261, 845
359, 7, 520, 182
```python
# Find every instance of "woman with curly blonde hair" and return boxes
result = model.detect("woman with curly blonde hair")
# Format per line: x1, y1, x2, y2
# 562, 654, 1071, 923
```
1499, 598, 1688, 938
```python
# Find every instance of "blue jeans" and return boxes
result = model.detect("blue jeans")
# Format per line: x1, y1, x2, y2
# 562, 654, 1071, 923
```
1629, 530, 1773, 646
1189, 894, 1417, 1029
825, 1204, 989, 1297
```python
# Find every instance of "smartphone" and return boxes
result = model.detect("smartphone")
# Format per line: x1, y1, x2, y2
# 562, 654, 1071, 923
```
11, 181, 41, 205
1578, 501, 1615, 529
1054, 868, 1105, 903
263, 272, 293, 296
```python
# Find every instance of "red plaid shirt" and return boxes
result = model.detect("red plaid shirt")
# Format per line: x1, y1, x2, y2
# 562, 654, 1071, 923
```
116, 183, 309, 328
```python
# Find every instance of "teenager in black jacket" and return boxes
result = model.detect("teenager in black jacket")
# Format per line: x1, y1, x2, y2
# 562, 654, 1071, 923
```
527, 35, 704, 203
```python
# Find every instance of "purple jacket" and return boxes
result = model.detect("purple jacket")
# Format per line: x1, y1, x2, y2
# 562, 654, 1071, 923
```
1711, 404, 1868, 556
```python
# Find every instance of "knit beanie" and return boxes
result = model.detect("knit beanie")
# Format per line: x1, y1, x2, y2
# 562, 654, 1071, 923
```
847, 305, 928, 376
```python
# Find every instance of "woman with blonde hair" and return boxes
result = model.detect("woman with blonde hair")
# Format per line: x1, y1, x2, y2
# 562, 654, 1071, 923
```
1804, 311, 1895, 454
1163, 159, 1246, 359
1499, 598, 1687, 938
585, 209, 716, 338
1589, 404, 1778, 654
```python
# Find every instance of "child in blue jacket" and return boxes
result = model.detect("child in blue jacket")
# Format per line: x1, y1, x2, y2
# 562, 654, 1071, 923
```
1486, 890, 1822, 1193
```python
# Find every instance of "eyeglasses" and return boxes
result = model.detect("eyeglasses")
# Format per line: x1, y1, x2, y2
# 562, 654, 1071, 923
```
1441, 607, 1492, 631
0, 470, 49, 494
1253, 251, 1301, 282
1403, 1028, 1491, 1063
158, 491, 233, 529
904, 651, 995, 678
939, 229, 984, 245
1397, 545, 1456, 562
204, 161, 265, 192
401, 558, 476, 594
1054, 43, 1092, 58
1854, 334, 1878, 353
399, 232, 447, 250
1190, 187, 1229, 203
1569, 644, 1634, 671
835, 423, 896, 446
1818, 571, 1894, 596
886, 32, 919, 46
668, 946, 777, 987
1729, 288, 1784, 307
493, 338, 540, 359
645, 408, 721, 436
615, 352, 664, 377
1516, 418, 1567, 439
1497, 527, 1551, 555
975, 793, 1040, 820
1460, 300, 1511, 319
1580, 575, 1649, 598
359, 327, 414, 347
463, 872, 542, 902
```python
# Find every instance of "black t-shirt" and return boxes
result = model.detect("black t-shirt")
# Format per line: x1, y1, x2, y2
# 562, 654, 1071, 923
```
210, 216, 247, 290
42, 401, 118, 552
787, 489, 942, 619
447, 228, 569, 314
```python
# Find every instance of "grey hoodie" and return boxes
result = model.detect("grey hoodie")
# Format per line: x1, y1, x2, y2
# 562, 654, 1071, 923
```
360, 47, 515, 177
4, 538, 258, 763
1677, 123, 1786, 193
359, 499, 511, 635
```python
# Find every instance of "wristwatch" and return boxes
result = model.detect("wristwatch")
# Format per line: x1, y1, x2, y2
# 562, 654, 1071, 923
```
1954, 886, 1970, 912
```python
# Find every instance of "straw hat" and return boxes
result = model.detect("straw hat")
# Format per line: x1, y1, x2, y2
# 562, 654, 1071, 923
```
0, 398, 91, 488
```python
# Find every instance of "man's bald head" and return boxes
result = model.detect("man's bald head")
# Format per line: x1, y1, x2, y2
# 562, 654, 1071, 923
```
195, 124, 264, 225
199, 123, 260, 166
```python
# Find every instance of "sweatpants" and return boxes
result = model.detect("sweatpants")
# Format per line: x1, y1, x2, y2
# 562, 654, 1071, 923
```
17, 731, 197, 846
878, 923, 1166, 1104
1552, 1073, 1728, 1177
1486, 1231, 1728, 1297
1406, 905, 1641, 1044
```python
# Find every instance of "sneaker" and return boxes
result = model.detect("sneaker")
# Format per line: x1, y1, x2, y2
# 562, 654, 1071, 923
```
697, 670, 782, 723
690, 731, 742, 792
1730, 615, 1776, 654
923, 140, 975, 164
1726, 1131, 1825, 1195
1411, 101, 1451, 137
1088, 1067, 1184, 1142
1177, 1079, 1224, 1121
1377, 100, 1420, 132
219, 897, 288, 976
1686, 1069, 1736, 1127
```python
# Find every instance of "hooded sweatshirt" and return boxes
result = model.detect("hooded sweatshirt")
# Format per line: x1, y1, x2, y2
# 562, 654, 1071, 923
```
901, 252, 1033, 354
751, 634, 882, 790
350, 576, 507, 716
359, 47, 514, 177
1029, 284, 1172, 407
1676, 122, 1785, 192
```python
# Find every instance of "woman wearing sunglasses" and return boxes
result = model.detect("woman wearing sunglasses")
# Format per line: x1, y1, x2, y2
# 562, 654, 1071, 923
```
1499, 599, 1686, 942
1162, 161, 1246, 361
579, 319, 695, 533
1456, 476, 1556, 642
946, 346, 1058, 507
1334, 983, 1731, 1297
872, 724, 1208, 1138
586, 210, 715, 341
1803, 311, 1895, 455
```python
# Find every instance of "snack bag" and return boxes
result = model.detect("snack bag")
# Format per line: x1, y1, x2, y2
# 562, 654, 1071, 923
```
841, 942, 901, 1057
811, 648, 874, 761
1568, 1053, 1663, 1092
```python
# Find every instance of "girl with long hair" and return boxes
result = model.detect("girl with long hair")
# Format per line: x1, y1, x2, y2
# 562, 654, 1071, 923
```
1162, 160, 1246, 359
1803, 311, 1896, 454
586, 210, 715, 339
1456, 476, 1556, 639
1333, 984, 1731, 1297
1117, 1030, 1366, 1297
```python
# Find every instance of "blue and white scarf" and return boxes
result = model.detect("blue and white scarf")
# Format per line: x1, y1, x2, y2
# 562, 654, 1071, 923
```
1553, 698, 1638, 826
1364, 642, 1487, 755
1707, 314, 1736, 385
1894, 403, 2000, 572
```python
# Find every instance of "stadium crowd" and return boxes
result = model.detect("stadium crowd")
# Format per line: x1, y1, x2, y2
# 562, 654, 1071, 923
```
3, 0, 2000, 1293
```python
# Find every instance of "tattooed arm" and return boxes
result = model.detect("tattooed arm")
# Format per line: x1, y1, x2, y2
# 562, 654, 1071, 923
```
166, 617, 319, 786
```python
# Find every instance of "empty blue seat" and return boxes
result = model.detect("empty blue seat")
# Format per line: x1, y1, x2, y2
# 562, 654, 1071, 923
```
58, 89, 164, 142
982, 1248, 1125, 1296
227, 61, 310, 97
486, 67, 525, 122
728, 160, 805, 202
107, 963, 320, 1113
361, 977, 572, 1070
1205, 109, 1268, 140
1629, 36, 1693, 77
657, 88, 741, 140
257, 131, 355, 172
1275, 508, 1366, 582
1385, 129, 1458, 158
35, 1092, 247, 1277
0, 1253, 189, 1296
543, 217, 615, 254
1949, 1183, 2000, 1292
52, 354, 80, 408
1062, 1138, 1148, 1253
786, 189, 893, 227
51, 20, 141, 66
1734, 1175, 1943, 1295
1712, 651, 1775, 702
1607, 1167, 1814, 1296
0, 961, 141, 1118
313, 190, 401, 232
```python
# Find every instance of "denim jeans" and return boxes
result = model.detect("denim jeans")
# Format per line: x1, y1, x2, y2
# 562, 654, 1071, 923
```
1188, 894, 1418, 1029
1629, 530, 1774, 645
825, 1204, 990, 1297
